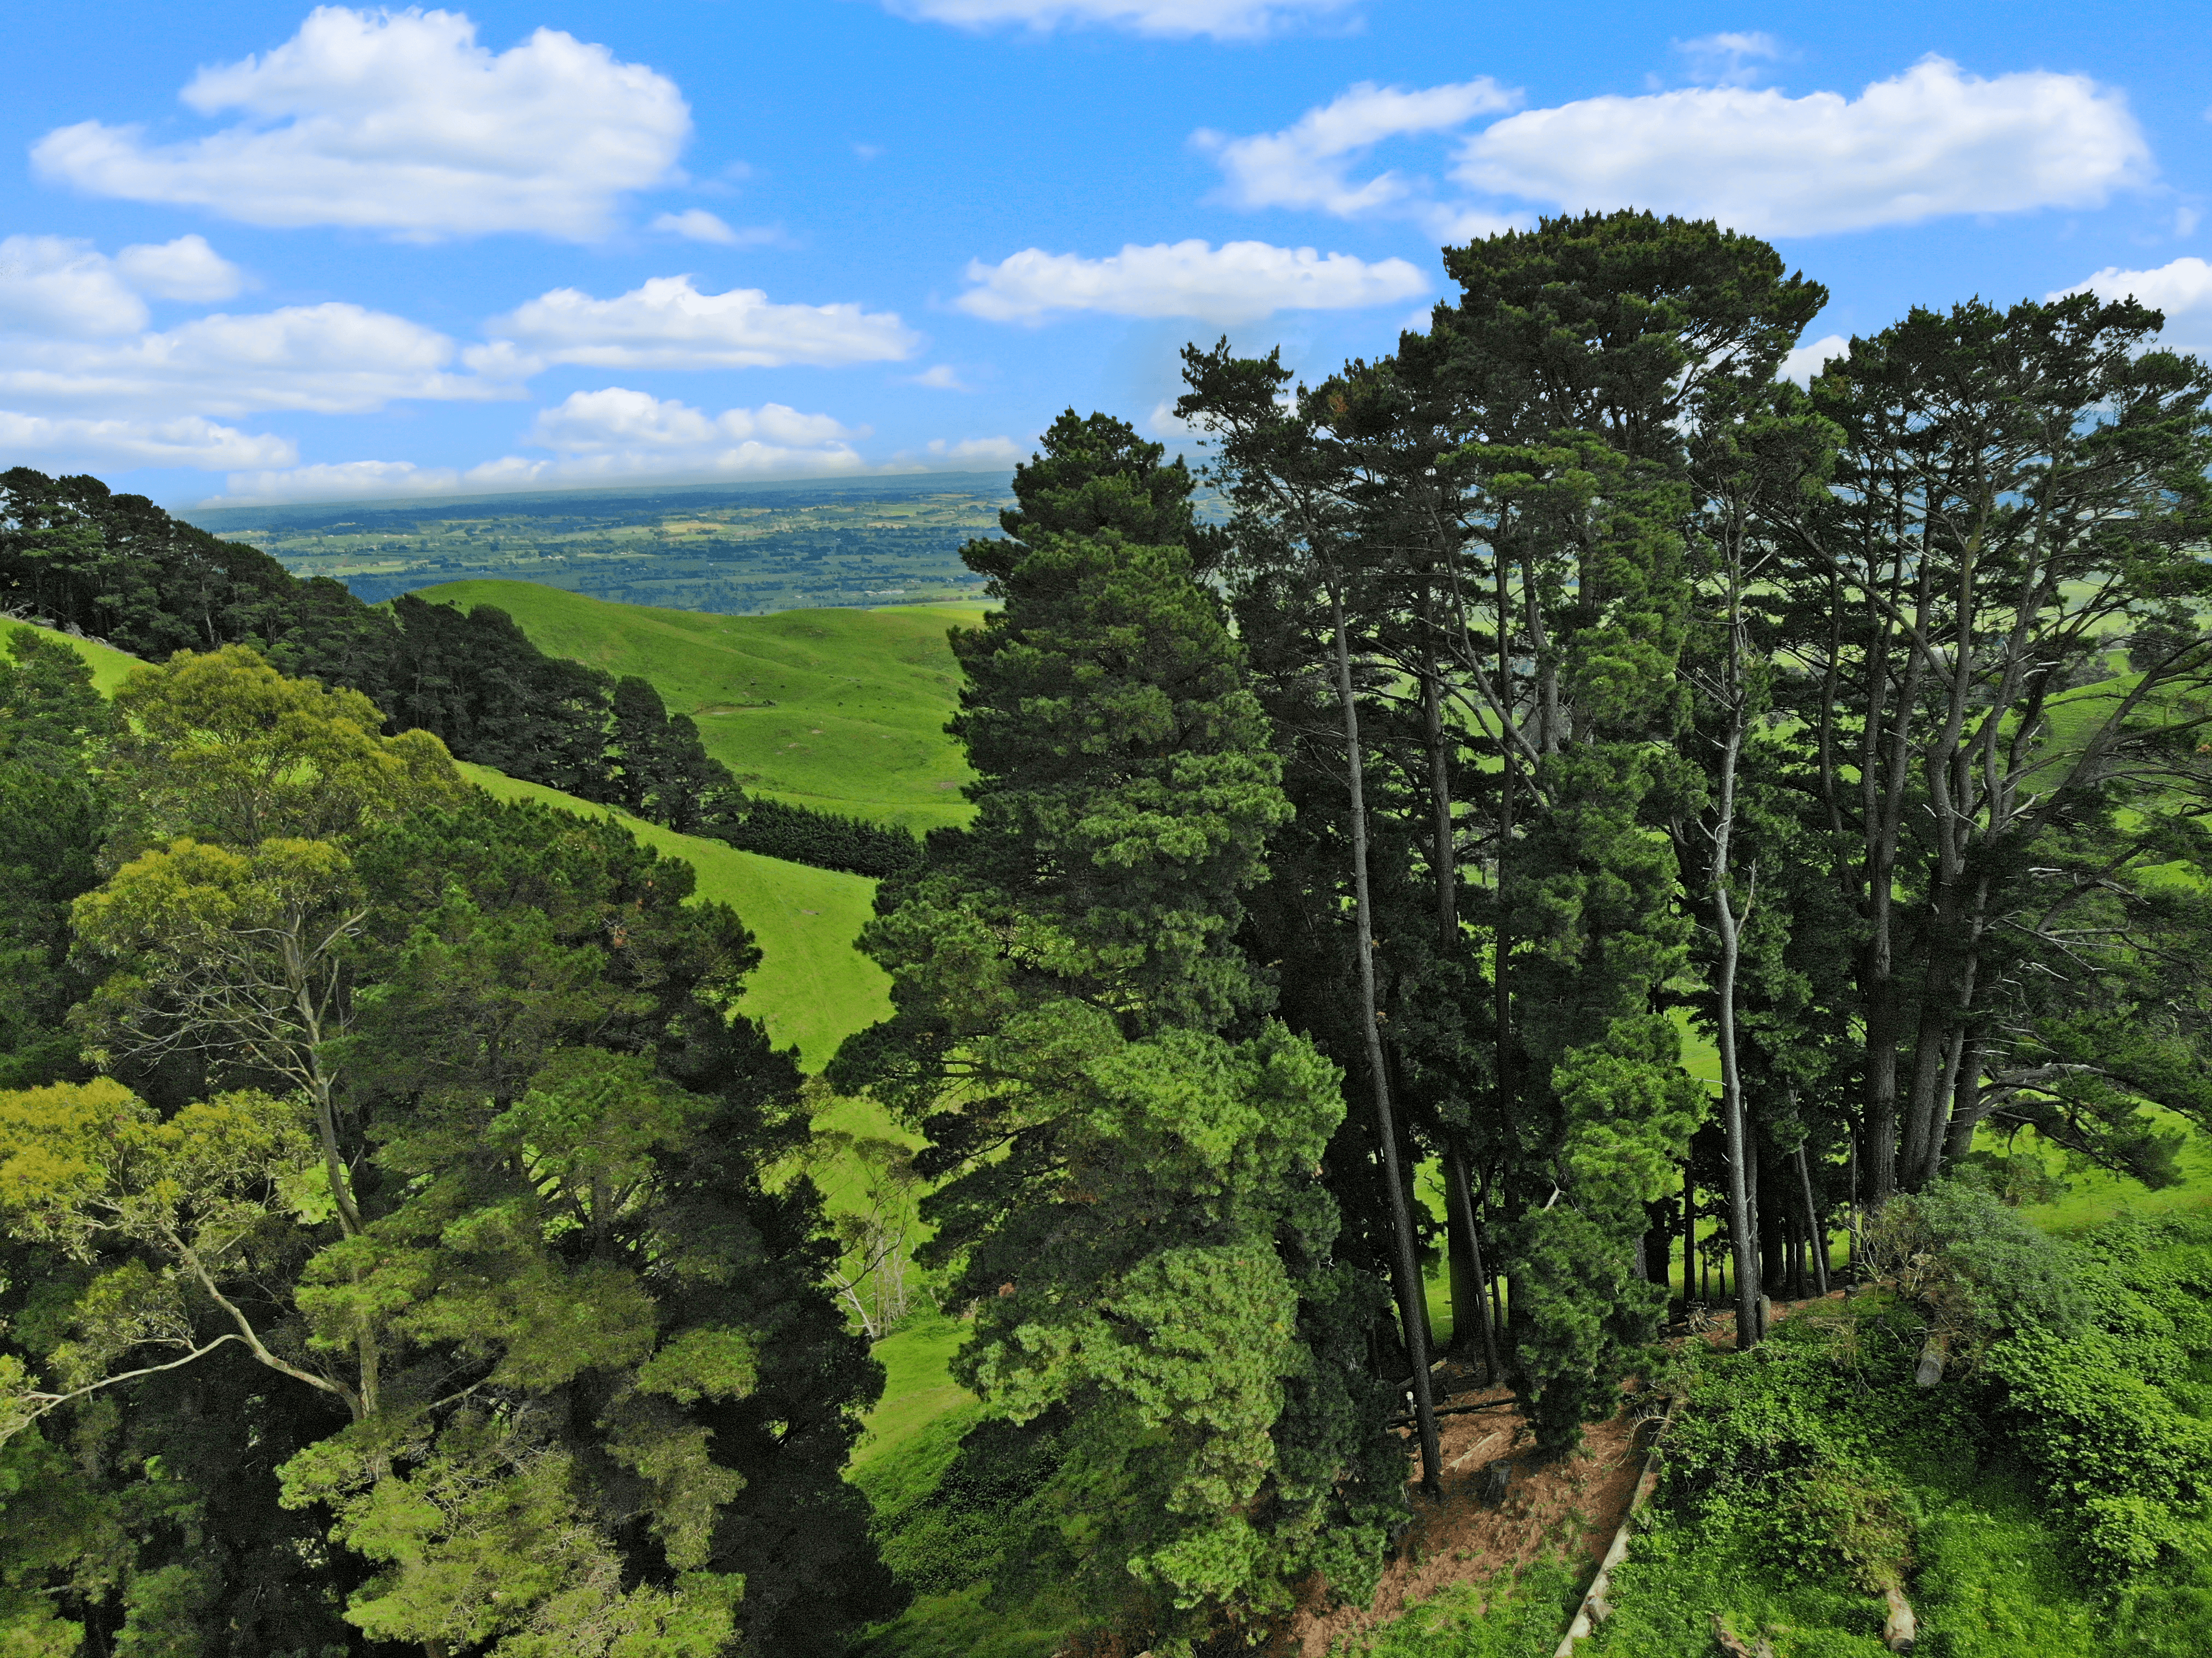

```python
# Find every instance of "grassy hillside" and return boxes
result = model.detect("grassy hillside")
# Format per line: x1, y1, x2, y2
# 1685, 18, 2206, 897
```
14, 620, 144, 694
11, 619, 897, 1071
457, 763, 891, 1069
414, 581, 987, 834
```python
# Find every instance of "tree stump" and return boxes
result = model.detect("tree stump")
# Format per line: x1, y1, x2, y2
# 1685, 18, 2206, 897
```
1478, 1458, 1512, 1506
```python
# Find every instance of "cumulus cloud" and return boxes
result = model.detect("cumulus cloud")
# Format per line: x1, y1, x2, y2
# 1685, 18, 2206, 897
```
0, 302, 500, 418
2058, 257, 2212, 354
211, 387, 873, 504
883, 0, 1353, 39
525, 386, 862, 461
32, 6, 689, 242
906, 365, 969, 389
476, 275, 919, 374
0, 234, 247, 337
1197, 80, 1518, 217
957, 239, 1427, 325
913, 435, 1022, 466
1780, 333, 1849, 386
0, 411, 294, 470
0, 237, 153, 337
114, 236, 249, 302
1455, 56, 2149, 237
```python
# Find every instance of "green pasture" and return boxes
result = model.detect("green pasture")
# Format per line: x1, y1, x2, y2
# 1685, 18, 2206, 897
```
413, 580, 988, 834
455, 762, 891, 1070
13, 620, 145, 693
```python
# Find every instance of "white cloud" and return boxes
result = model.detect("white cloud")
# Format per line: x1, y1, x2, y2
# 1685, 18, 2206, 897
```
907, 364, 969, 389
1455, 56, 2149, 237
957, 239, 1427, 325
211, 387, 871, 504
209, 459, 475, 504
916, 436, 1021, 466
32, 6, 689, 242
1146, 398, 1201, 439
0, 234, 250, 338
1420, 205, 1525, 242
526, 386, 863, 460
0, 302, 500, 418
476, 275, 919, 374
883, 0, 1353, 39
1675, 31, 1783, 88
2058, 257, 2212, 354
0, 411, 294, 470
651, 208, 743, 245
0, 236, 151, 337
114, 236, 248, 302
1197, 80, 1518, 216
1780, 332, 1848, 386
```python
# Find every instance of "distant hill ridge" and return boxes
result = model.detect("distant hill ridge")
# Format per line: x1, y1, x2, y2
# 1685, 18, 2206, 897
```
177, 469, 1018, 534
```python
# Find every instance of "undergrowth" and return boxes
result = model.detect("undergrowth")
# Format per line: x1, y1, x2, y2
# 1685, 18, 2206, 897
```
1576, 1202, 2212, 1657
1348, 1558, 1582, 1658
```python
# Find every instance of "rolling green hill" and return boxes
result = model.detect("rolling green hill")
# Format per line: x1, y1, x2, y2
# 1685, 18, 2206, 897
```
456, 764, 891, 1068
14, 620, 145, 694
413, 580, 985, 834
14, 622, 895, 1071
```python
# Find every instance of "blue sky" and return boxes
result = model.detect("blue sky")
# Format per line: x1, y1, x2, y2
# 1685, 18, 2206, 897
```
2, 1, 2207, 508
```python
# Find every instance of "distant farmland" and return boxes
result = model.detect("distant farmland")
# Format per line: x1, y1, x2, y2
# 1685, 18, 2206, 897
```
182, 472, 1011, 614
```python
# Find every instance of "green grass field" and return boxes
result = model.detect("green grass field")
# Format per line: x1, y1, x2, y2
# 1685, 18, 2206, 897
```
456, 762, 891, 1070
13, 620, 145, 693
413, 581, 988, 834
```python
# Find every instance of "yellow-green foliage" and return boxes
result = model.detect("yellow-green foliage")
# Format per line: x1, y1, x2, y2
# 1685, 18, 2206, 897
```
416, 582, 984, 833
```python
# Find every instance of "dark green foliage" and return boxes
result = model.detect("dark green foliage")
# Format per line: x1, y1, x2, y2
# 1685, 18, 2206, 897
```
835, 421, 1394, 1650
0, 468, 297, 657
965, 409, 1220, 582
0, 628, 110, 1088
710, 795, 920, 878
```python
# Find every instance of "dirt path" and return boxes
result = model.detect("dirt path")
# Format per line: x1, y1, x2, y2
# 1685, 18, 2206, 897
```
1274, 1362, 1651, 1658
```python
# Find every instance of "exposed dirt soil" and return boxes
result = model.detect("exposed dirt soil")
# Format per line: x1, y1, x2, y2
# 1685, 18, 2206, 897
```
1273, 1293, 1851, 1657
1273, 1361, 1655, 1658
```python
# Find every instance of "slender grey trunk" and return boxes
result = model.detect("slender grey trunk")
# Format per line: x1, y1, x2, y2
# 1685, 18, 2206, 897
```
1794, 1142, 1830, 1297
1445, 1152, 1503, 1382
1328, 582, 1442, 1494
1710, 577, 1763, 1347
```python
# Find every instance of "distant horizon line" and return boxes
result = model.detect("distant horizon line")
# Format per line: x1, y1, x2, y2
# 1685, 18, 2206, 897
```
174, 466, 1021, 526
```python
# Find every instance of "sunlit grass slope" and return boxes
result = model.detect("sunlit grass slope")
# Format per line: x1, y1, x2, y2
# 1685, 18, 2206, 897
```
458, 763, 889, 1069
15, 620, 143, 693
414, 581, 987, 834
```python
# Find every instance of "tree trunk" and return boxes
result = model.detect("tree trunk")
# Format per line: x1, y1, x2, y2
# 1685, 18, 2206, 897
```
1795, 1142, 1830, 1297
1328, 581, 1442, 1494
1756, 1137, 1787, 1303
1941, 1034, 1987, 1169
1712, 763, 1762, 1344
1446, 1148, 1504, 1381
